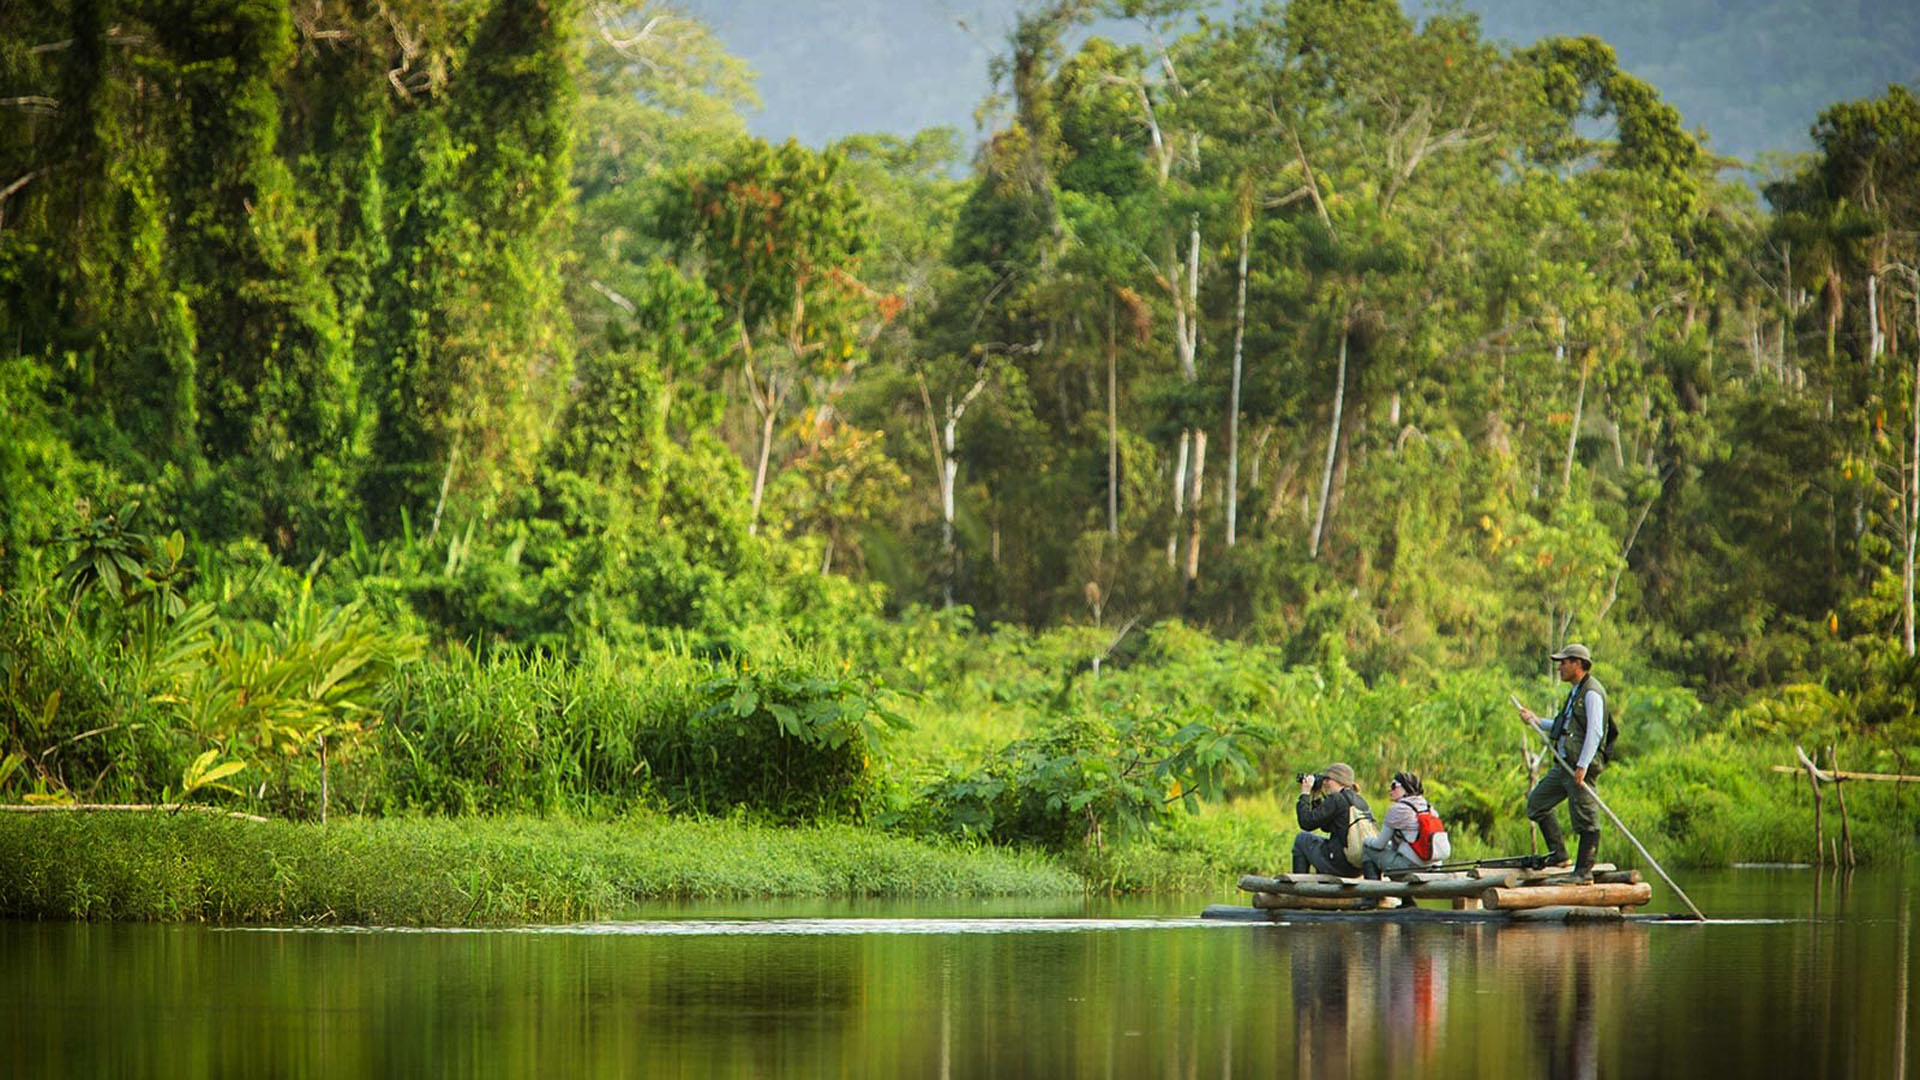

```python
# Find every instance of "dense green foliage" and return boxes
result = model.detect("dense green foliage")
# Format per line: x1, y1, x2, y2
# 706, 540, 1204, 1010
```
1, 0, 1916, 917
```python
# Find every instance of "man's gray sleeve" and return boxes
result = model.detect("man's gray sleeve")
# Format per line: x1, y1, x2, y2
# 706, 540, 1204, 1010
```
1575, 690, 1605, 769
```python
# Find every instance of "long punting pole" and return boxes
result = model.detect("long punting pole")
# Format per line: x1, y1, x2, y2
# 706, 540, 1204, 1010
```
1513, 694, 1707, 922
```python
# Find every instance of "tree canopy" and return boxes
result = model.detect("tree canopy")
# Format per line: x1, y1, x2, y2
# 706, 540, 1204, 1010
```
2, 0, 1916, 724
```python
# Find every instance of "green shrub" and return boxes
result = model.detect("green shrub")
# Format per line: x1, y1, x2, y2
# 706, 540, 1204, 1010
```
905, 695, 1270, 852
0, 590, 183, 802
375, 646, 905, 820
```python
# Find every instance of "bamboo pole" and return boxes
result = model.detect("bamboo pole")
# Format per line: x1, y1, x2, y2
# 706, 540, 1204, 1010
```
1513, 694, 1707, 920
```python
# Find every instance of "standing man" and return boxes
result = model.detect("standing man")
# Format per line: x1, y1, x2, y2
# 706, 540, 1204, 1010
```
1292, 762, 1371, 877
1514, 644, 1607, 882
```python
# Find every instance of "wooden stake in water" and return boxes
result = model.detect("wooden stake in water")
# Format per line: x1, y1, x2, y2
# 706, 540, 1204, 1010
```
1511, 693, 1707, 922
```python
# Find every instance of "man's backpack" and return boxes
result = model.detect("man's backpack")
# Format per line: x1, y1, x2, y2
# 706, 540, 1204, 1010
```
1343, 804, 1379, 868
1409, 805, 1451, 863
1600, 711, 1620, 763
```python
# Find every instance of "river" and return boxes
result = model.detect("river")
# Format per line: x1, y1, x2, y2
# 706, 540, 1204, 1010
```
4, 867, 1913, 1077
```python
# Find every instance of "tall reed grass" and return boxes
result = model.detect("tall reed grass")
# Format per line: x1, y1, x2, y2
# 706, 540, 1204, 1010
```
373, 646, 892, 820
0, 812, 1080, 924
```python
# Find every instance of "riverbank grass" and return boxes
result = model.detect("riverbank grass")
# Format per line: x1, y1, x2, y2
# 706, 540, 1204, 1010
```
0, 812, 1080, 925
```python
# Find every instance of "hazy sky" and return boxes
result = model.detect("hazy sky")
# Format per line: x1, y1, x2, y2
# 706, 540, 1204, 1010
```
677, 0, 1920, 169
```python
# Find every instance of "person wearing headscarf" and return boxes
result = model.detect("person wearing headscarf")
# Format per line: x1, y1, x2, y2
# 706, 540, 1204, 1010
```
1362, 771, 1442, 879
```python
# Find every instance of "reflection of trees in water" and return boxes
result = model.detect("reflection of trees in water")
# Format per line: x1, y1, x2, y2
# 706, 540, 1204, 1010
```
1377, 925, 1450, 1067
1267, 921, 1650, 1079
1499, 927, 1649, 1080
1281, 925, 1455, 1078
1287, 925, 1370, 1077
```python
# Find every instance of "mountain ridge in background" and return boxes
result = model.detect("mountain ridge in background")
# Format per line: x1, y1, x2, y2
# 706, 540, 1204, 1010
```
678, 0, 1920, 170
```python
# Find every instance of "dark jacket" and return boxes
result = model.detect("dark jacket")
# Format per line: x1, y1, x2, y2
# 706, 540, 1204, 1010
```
1296, 786, 1371, 845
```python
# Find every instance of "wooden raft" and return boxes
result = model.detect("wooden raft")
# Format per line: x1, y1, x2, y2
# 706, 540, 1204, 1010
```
1234, 865, 1651, 922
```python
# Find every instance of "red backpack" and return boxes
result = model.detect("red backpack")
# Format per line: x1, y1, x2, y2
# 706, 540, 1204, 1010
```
1408, 805, 1451, 862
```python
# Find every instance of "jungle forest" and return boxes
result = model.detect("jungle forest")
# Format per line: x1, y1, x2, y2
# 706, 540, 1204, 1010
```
2, 0, 1917, 919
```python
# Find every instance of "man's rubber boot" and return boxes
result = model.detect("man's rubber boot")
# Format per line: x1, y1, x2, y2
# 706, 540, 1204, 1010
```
1567, 831, 1600, 884
1534, 815, 1568, 868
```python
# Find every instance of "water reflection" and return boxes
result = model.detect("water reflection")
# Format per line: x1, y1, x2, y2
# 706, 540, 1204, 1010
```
1282, 914, 1443, 1076
1500, 927, 1648, 1080
1269, 917, 1652, 1080
1283, 924, 1376, 1077
1898, 898, 1911, 1080
1, 870, 1914, 1079
1277, 923, 1464, 1078
1377, 926, 1449, 1068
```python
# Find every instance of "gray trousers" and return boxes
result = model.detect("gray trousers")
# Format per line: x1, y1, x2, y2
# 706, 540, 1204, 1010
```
1362, 844, 1426, 878
1292, 831, 1360, 877
1526, 760, 1600, 835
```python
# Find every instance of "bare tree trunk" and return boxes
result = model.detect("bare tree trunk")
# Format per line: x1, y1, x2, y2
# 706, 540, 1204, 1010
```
1310, 326, 1348, 560
1907, 287, 1919, 655
943, 401, 965, 524
1265, 461, 1299, 525
1107, 301, 1119, 538
1597, 495, 1657, 623
1168, 431, 1188, 567
1828, 300, 1840, 366
1184, 214, 1200, 367
1226, 222, 1249, 547
1167, 218, 1202, 569
748, 392, 779, 535
1869, 272, 1883, 361
918, 373, 988, 607
1562, 350, 1590, 493
1183, 430, 1206, 598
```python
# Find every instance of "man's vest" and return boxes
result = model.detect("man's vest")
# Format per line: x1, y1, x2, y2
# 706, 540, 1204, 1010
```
1549, 674, 1607, 766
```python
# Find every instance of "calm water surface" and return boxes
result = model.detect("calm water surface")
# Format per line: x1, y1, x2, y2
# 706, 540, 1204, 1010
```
5, 868, 1915, 1078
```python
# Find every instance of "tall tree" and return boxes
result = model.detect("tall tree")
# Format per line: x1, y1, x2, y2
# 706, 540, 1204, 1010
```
658, 138, 873, 533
